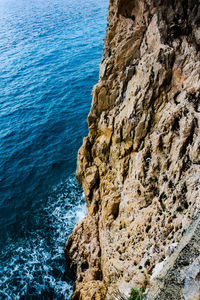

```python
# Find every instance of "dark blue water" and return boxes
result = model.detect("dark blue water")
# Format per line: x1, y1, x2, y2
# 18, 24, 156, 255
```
0, 0, 108, 298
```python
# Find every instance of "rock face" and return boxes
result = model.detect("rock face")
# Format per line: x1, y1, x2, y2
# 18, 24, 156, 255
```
65, 0, 200, 299
144, 210, 200, 300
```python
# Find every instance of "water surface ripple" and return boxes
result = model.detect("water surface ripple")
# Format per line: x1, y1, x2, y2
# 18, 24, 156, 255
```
0, 0, 108, 298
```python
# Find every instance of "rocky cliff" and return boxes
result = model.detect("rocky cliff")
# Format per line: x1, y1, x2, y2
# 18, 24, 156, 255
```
65, 0, 200, 299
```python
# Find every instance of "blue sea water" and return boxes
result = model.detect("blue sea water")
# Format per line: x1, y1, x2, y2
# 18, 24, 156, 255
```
0, 0, 108, 298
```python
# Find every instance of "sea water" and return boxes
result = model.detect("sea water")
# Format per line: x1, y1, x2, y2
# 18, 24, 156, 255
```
0, 0, 108, 298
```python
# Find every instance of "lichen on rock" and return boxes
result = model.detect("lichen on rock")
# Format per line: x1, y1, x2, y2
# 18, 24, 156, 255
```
65, 0, 200, 299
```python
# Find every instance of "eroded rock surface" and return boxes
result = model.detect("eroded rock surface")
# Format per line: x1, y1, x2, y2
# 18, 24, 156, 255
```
65, 0, 200, 299
144, 210, 200, 300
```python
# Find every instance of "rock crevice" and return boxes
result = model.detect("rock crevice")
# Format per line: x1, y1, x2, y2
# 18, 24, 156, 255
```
65, 0, 200, 299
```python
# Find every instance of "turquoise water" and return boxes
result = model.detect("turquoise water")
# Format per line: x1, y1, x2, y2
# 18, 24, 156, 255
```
0, 0, 108, 298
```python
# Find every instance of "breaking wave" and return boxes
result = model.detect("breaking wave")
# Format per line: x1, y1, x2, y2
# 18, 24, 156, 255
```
0, 176, 86, 299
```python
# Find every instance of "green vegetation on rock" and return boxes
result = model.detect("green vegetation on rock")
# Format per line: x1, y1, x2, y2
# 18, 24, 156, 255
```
128, 288, 144, 300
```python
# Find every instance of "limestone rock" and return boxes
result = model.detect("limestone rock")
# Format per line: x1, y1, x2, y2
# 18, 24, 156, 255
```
144, 211, 200, 300
65, 0, 200, 299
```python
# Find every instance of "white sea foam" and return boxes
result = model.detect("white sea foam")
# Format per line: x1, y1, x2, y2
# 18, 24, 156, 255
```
76, 203, 86, 222
0, 175, 85, 299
